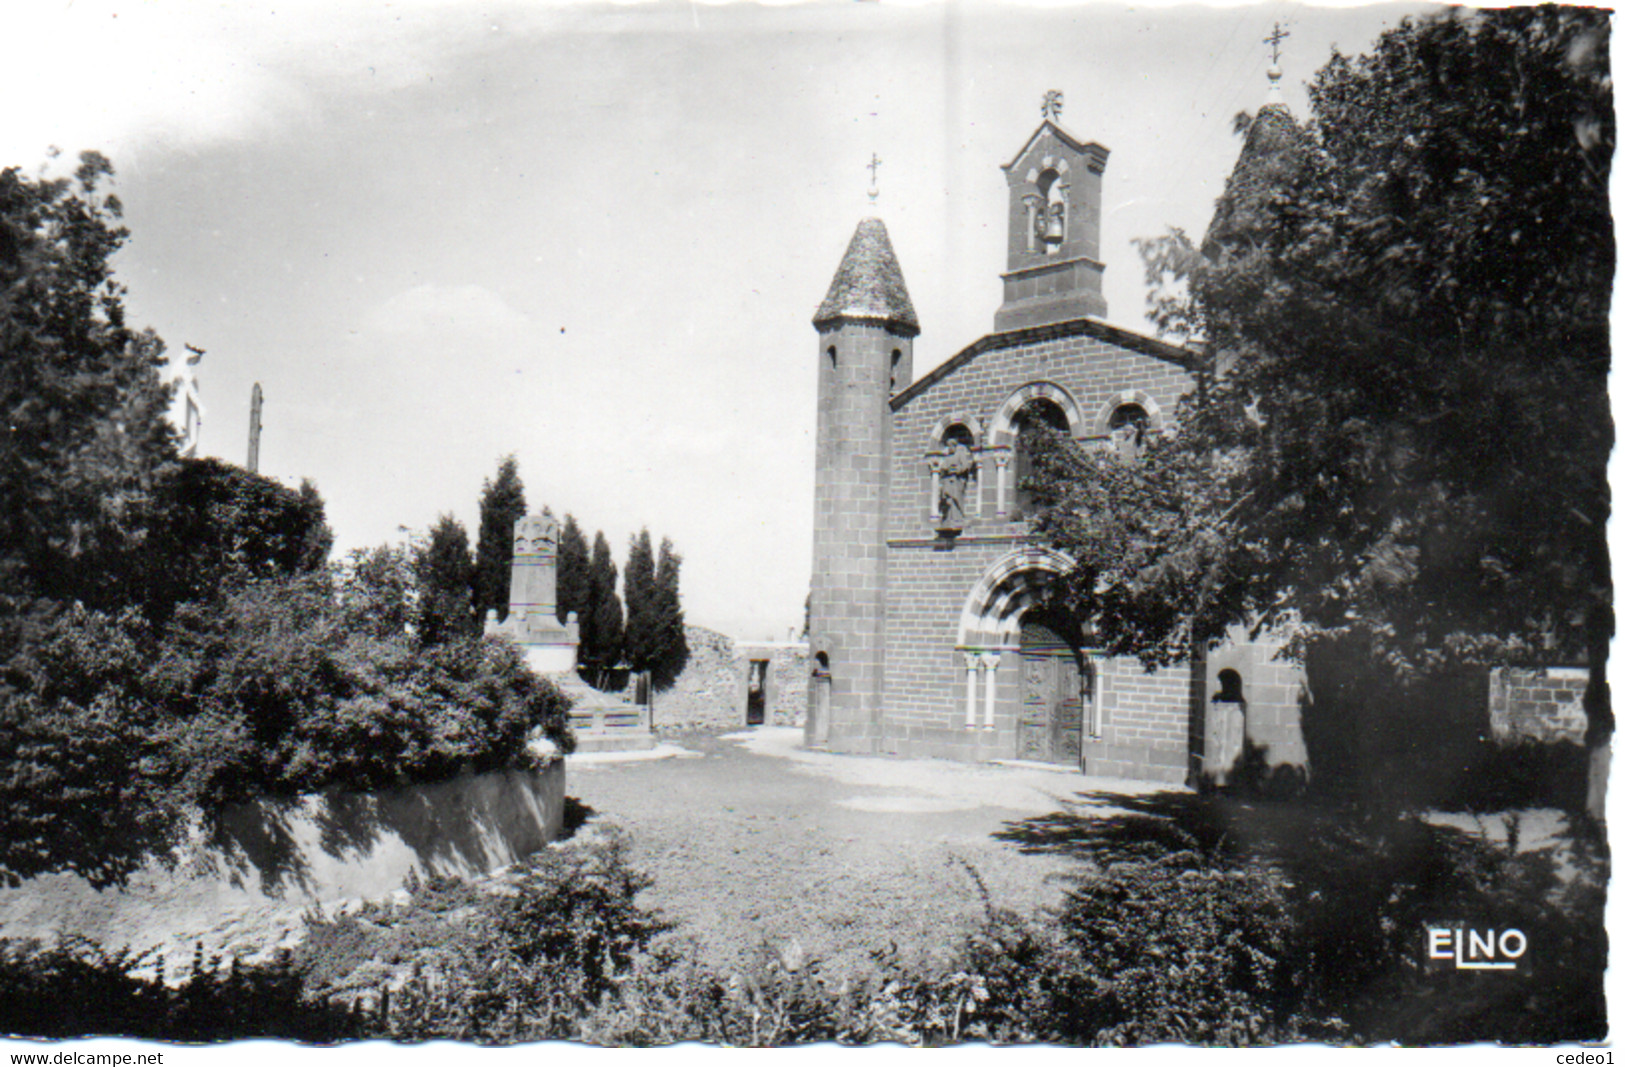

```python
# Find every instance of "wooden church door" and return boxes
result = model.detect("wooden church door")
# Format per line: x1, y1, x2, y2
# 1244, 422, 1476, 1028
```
1019, 621, 1085, 765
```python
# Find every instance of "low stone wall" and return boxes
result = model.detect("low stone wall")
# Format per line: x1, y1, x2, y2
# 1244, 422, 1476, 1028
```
1489, 666, 1589, 744
0, 760, 564, 970
649, 626, 808, 730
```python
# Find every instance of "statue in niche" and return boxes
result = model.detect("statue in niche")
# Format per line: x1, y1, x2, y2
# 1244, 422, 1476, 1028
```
932, 440, 978, 529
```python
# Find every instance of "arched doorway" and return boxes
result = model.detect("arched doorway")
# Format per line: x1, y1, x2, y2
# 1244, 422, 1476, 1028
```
1017, 611, 1092, 765
808, 651, 833, 746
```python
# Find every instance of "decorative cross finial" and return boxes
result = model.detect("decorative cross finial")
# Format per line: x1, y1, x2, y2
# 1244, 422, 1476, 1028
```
1041, 90, 1064, 121
866, 152, 881, 203
1263, 22, 1290, 65
1263, 21, 1290, 107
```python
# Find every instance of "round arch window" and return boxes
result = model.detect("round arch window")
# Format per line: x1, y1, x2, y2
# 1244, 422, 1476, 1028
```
1012, 398, 1069, 520
1107, 403, 1150, 462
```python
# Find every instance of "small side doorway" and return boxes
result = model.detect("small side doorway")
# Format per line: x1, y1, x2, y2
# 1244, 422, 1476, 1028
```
745, 659, 769, 726
809, 652, 833, 746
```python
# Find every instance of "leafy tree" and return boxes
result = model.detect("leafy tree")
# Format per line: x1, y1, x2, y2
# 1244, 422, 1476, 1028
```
556, 514, 591, 628
337, 544, 411, 638
1031, 8, 1612, 800
649, 537, 690, 691
133, 457, 332, 617
0, 152, 177, 609
414, 515, 478, 647
581, 532, 623, 682
474, 456, 527, 623
621, 528, 657, 679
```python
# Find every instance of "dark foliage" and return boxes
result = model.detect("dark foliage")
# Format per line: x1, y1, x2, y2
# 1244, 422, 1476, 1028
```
622, 528, 657, 677
0, 153, 177, 609
581, 531, 623, 681
996, 788, 1608, 1045
556, 514, 591, 628
650, 537, 690, 691
131, 457, 332, 619
414, 514, 478, 646
0, 938, 362, 1042
0, 573, 573, 886
1030, 8, 1613, 754
474, 456, 527, 623
624, 531, 690, 692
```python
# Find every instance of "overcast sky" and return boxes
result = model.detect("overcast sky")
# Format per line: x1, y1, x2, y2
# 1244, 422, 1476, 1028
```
5, 0, 1441, 640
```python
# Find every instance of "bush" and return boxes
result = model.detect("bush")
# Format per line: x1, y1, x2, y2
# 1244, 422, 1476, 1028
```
130, 457, 333, 619
358, 829, 673, 1043
0, 937, 361, 1042
0, 573, 573, 885
1285, 814, 1608, 1044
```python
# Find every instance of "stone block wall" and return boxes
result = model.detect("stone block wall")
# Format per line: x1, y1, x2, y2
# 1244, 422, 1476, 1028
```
863, 320, 1204, 781
1203, 631, 1311, 774
0, 761, 564, 973
647, 625, 808, 730
888, 322, 1194, 536
1488, 667, 1589, 744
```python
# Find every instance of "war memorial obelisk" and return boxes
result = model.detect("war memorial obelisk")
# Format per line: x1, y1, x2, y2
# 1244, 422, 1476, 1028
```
486, 513, 653, 751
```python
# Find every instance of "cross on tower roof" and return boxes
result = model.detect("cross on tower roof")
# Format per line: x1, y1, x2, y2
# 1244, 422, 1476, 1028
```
1264, 22, 1290, 65
866, 152, 882, 203
1041, 89, 1064, 121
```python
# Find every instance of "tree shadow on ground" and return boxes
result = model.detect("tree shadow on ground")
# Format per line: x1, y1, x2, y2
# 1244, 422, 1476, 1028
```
560, 797, 595, 840
994, 787, 1609, 1044
995, 787, 1341, 871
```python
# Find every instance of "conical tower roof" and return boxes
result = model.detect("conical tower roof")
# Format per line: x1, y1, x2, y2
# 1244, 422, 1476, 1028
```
1202, 100, 1307, 258
813, 218, 919, 335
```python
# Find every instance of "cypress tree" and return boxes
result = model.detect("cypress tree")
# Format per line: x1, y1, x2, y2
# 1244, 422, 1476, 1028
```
621, 528, 657, 678
474, 455, 526, 623
556, 514, 590, 627
583, 531, 623, 681
414, 514, 477, 646
650, 536, 690, 691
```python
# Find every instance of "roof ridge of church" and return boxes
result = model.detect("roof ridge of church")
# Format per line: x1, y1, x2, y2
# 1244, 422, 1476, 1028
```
890, 317, 1201, 411
813, 217, 920, 334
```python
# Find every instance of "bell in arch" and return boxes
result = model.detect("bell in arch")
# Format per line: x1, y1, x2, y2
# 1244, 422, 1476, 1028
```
1043, 202, 1066, 246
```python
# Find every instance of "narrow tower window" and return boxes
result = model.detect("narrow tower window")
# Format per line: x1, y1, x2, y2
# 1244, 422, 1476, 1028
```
827, 345, 838, 370
890, 349, 902, 393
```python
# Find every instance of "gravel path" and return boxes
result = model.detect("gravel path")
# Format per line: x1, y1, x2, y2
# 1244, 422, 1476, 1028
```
566, 726, 1171, 977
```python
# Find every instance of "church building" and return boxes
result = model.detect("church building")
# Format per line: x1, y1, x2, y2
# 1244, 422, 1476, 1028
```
804, 90, 1310, 785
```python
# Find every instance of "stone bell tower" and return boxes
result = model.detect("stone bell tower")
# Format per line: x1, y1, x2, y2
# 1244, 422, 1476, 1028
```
995, 90, 1111, 331
807, 216, 917, 753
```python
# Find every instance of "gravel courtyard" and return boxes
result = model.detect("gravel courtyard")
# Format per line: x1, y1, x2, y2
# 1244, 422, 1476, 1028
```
565, 726, 1173, 977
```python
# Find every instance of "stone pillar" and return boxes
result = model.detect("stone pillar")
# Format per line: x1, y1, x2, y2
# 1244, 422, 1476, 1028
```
980, 652, 1001, 729
963, 651, 980, 728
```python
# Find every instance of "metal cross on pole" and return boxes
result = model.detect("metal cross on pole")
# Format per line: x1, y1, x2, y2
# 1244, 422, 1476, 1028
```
1264, 22, 1290, 65
866, 152, 882, 203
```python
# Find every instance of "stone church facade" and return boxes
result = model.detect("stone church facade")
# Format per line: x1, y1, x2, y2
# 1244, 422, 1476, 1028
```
805, 105, 1309, 785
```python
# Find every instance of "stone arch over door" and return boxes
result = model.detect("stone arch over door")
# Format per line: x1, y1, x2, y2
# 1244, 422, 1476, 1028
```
955, 546, 1076, 649
953, 547, 1095, 761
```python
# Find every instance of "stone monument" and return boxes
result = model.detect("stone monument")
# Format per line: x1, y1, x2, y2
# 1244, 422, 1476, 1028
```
489, 513, 579, 673
486, 512, 654, 752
